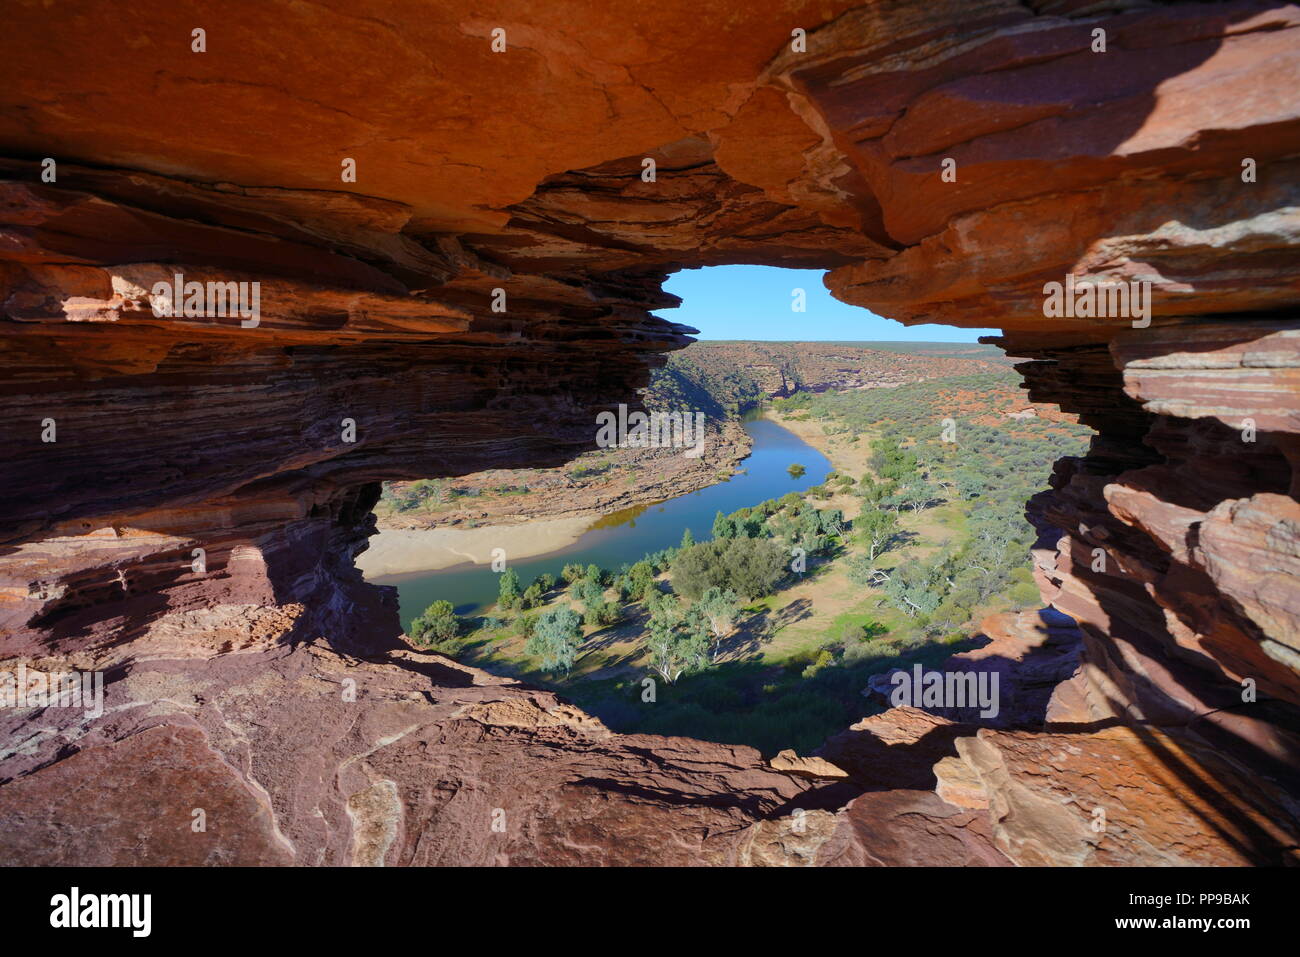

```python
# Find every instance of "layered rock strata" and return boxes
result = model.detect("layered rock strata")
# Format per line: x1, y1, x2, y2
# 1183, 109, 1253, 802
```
0, 1, 1297, 865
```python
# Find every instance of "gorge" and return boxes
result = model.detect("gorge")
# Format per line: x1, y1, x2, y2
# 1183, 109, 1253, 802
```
368, 413, 835, 626
0, 0, 1297, 866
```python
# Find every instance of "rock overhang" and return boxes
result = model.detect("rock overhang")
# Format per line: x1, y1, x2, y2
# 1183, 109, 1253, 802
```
0, 0, 1297, 866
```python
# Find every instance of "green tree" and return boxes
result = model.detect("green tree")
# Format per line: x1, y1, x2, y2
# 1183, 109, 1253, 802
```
955, 471, 985, 499
671, 540, 729, 599
680, 527, 695, 549
858, 476, 896, 507
498, 568, 521, 609
734, 511, 765, 538
673, 537, 786, 601
870, 436, 918, 481
625, 560, 658, 601
690, 586, 738, 661
818, 508, 845, 536
583, 600, 621, 628
855, 509, 900, 563
711, 511, 736, 539
720, 537, 787, 599
512, 612, 538, 641
409, 600, 462, 652
801, 649, 835, 679
881, 552, 954, 619
846, 554, 886, 587
644, 593, 709, 684
525, 605, 583, 675
575, 578, 603, 609
787, 463, 806, 478
895, 480, 940, 513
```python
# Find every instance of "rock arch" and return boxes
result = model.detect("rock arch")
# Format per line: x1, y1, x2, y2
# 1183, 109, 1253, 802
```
0, 1, 1296, 865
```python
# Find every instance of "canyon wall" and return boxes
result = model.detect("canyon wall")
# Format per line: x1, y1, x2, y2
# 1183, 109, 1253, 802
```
0, 0, 1296, 865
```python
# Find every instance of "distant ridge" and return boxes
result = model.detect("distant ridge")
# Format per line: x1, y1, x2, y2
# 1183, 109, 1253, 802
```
648, 340, 1009, 414
696, 339, 1010, 360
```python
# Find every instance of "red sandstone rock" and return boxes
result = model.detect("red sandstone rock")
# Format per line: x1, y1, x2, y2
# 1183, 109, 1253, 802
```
0, 644, 816, 866
0, 0, 1297, 866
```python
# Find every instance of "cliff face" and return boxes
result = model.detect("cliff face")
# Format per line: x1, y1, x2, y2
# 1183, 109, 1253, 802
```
0, 1, 1297, 865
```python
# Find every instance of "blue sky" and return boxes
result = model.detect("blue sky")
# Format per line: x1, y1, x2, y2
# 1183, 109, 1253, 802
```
660, 265, 996, 342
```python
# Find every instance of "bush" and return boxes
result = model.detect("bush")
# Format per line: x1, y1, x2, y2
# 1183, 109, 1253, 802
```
801, 649, 835, 679
512, 613, 538, 641
1009, 581, 1041, 607
722, 537, 788, 599
673, 537, 787, 601
624, 560, 658, 601
497, 568, 521, 609
521, 583, 544, 609
583, 600, 622, 628
526, 605, 583, 675
409, 600, 462, 653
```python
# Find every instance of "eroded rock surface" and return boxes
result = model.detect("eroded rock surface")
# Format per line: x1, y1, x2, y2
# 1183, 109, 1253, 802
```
1, 1, 1297, 865
0, 644, 815, 865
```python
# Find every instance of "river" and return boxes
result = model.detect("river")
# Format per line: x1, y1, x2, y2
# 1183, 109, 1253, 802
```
371, 415, 833, 629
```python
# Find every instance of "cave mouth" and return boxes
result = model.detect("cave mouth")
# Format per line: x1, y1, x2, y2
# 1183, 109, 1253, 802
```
2, 0, 1297, 868
360, 262, 1092, 757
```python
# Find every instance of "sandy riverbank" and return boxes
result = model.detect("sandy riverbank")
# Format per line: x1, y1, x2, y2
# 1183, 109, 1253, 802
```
765, 409, 871, 478
376, 420, 752, 532
359, 414, 840, 581
356, 514, 597, 578
363, 419, 754, 579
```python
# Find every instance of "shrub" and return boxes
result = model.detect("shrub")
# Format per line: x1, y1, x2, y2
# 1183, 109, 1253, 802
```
497, 568, 521, 609
672, 537, 787, 601
625, 560, 658, 601
512, 612, 538, 640
643, 593, 710, 683
583, 600, 621, 628
801, 649, 835, 679
409, 600, 462, 653
526, 605, 583, 675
